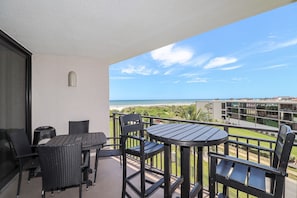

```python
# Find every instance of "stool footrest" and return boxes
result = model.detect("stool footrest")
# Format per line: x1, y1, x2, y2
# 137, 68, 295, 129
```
189, 182, 202, 198
170, 176, 184, 194
145, 178, 164, 197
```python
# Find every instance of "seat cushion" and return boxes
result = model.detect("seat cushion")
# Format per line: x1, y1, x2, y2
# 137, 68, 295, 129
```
126, 141, 164, 159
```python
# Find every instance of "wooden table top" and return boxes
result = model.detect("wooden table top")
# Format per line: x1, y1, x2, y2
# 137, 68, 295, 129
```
146, 123, 228, 147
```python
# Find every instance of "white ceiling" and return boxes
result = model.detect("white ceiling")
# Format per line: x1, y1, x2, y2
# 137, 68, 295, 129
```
0, 0, 294, 65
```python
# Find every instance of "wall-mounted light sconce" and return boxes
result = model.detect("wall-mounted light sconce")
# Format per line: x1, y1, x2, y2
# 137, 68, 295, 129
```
68, 71, 77, 87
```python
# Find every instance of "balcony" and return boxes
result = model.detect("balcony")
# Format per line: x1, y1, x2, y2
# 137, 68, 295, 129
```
1, 113, 296, 198
2, 1, 297, 197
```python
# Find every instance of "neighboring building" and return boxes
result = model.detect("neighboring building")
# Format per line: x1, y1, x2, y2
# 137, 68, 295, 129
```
196, 99, 297, 130
196, 101, 222, 122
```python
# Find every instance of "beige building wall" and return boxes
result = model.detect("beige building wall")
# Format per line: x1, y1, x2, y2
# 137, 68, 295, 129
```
212, 101, 222, 121
196, 101, 209, 112
196, 100, 223, 122
31, 54, 110, 137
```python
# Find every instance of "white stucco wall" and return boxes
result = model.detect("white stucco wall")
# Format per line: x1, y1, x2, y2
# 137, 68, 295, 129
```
32, 54, 110, 137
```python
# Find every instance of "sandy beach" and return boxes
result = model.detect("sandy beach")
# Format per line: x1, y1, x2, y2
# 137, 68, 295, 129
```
110, 102, 195, 111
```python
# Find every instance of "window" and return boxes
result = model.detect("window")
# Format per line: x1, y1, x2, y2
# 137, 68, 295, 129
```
0, 30, 31, 189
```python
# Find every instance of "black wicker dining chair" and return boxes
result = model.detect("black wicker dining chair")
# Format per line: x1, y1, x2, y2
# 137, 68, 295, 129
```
69, 120, 89, 135
209, 124, 295, 198
120, 114, 164, 198
7, 129, 40, 198
37, 142, 89, 198
68, 120, 92, 187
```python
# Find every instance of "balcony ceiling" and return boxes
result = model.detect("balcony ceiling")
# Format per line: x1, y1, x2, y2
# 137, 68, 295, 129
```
0, 0, 294, 65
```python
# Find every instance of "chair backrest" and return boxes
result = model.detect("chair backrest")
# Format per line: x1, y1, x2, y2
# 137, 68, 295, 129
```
119, 114, 144, 137
37, 143, 82, 191
69, 120, 89, 135
272, 124, 295, 172
7, 129, 33, 159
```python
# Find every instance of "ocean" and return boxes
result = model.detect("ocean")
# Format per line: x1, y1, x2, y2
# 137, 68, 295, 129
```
109, 99, 200, 110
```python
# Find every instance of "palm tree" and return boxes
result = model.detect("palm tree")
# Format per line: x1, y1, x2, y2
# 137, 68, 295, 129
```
178, 104, 208, 121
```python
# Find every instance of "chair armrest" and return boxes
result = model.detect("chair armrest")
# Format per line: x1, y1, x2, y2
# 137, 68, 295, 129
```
81, 152, 90, 169
121, 134, 145, 142
209, 152, 285, 176
16, 152, 38, 159
103, 137, 121, 147
103, 143, 121, 147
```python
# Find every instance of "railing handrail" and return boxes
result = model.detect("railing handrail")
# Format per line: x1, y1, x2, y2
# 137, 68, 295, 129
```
111, 112, 297, 145
228, 134, 276, 144
110, 112, 297, 197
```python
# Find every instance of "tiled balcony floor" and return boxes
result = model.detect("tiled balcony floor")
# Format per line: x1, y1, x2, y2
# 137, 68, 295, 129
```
2, 154, 296, 198
0, 154, 194, 198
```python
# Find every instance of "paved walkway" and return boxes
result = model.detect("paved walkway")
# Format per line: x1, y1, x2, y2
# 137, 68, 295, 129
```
228, 118, 278, 130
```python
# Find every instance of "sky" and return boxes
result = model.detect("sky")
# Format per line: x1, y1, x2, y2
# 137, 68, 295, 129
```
109, 3, 297, 100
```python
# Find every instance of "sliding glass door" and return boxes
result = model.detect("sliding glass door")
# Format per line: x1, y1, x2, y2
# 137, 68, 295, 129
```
0, 30, 31, 189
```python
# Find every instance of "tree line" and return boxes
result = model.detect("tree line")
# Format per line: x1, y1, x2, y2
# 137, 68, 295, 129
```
110, 104, 212, 122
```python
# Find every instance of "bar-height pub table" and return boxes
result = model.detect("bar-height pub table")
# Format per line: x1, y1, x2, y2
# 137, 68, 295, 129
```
146, 123, 228, 198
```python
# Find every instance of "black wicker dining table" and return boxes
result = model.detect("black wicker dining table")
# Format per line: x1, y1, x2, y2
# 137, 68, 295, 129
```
146, 123, 228, 198
45, 132, 107, 187
46, 132, 107, 151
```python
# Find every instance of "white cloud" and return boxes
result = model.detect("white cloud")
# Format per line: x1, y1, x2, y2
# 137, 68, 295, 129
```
164, 69, 174, 75
189, 54, 212, 66
220, 65, 242, 71
257, 64, 287, 70
277, 38, 297, 47
110, 76, 135, 80
151, 44, 193, 67
179, 72, 205, 83
180, 73, 199, 78
187, 77, 208, 83
267, 33, 277, 39
263, 38, 297, 52
204, 57, 237, 69
231, 77, 243, 81
121, 65, 159, 75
